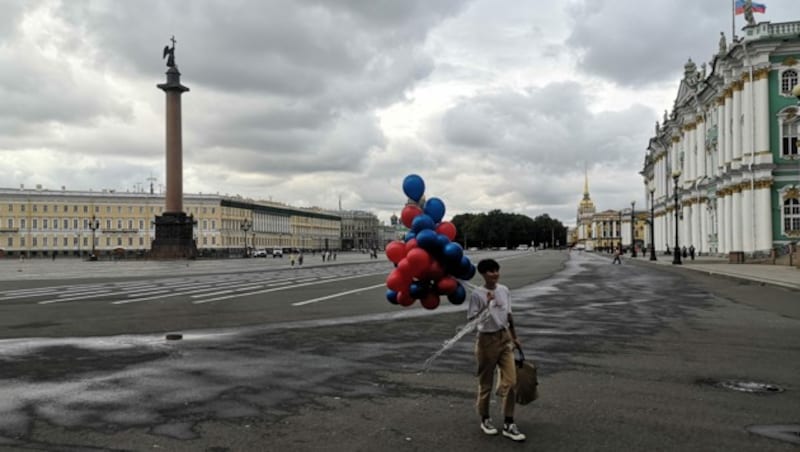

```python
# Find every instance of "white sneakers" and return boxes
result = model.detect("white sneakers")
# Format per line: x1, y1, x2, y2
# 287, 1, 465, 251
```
502, 423, 526, 442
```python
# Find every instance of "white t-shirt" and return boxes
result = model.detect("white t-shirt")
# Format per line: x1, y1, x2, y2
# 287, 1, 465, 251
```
467, 284, 512, 333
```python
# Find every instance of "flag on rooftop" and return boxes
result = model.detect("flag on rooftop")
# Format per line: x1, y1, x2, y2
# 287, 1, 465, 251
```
735, 0, 767, 15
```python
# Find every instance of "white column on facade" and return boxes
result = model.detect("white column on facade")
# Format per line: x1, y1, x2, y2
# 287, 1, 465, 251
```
724, 95, 732, 168
718, 103, 724, 168
742, 185, 754, 253
754, 185, 772, 251
691, 202, 702, 250
699, 200, 708, 254
731, 188, 743, 251
687, 125, 695, 182
754, 70, 770, 158
732, 84, 742, 170
696, 118, 706, 179
742, 75, 753, 165
722, 193, 731, 254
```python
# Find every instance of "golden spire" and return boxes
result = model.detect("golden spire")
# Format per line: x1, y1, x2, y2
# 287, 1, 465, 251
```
582, 165, 590, 201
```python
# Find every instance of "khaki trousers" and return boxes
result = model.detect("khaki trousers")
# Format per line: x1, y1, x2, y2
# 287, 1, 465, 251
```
475, 330, 516, 418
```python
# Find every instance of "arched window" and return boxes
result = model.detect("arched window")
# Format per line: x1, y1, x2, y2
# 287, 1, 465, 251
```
784, 198, 800, 234
777, 107, 800, 157
781, 69, 798, 95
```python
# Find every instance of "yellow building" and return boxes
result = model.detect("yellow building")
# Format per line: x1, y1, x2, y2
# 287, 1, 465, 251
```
0, 186, 341, 258
574, 175, 648, 253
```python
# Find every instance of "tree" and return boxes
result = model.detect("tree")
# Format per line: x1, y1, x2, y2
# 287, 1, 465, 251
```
452, 210, 564, 249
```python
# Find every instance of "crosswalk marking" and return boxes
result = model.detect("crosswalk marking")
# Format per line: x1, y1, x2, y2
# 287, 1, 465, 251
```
291, 283, 385, 306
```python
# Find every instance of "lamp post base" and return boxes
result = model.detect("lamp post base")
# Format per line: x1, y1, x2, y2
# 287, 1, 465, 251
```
672, 246, 682, 265
150, 212, 197, 259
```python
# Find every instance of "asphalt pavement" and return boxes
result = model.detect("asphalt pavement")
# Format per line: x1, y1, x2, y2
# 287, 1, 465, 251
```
0, 250, 797, 451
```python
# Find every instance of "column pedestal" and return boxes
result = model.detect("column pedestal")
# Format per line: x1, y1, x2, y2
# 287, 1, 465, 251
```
150, 212, 197, 259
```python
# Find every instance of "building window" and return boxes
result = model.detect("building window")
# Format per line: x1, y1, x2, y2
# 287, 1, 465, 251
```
128, 237, 133, 246
784, 198, 800, 233
33, 237, 38, 247
7, 218, 12, 228
34, 219, 39, 229
128, 220, 133, 229
782, 69, 798, 95
117, 220, 122, 229
117, 237, 122, 246
63, 237, 68, 247
64, 219, 69, 229
20, 219, 26, 229
7, 237, 12, 247
778, 108, 800, 157
43, 205, 48, 212
43, 237, 48, 246
106, 220, 112, 229
73, 219, 78, 229
139, 237, 144, 246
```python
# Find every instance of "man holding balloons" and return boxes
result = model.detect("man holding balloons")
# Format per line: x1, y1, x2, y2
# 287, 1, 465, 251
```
467, 258, 526, 442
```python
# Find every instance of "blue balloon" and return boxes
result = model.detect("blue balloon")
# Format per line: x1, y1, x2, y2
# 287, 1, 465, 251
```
402, 174, 425, 202
435, 233, 450, 252
409, 281, 428, 299
415, 229, 438, 251
447, 283, 466, 305
404, 231, 416, 242
411, 214, 435, 233
423, 197, 446, 223
443, 242, 464, 264
386, 289, 398, 305
460, 264, 476, 280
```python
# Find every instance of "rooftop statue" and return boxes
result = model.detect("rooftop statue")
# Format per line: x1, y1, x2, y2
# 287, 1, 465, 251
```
163, 36, 176, 68
743, 0, 756, 26
718, 31, 727, 54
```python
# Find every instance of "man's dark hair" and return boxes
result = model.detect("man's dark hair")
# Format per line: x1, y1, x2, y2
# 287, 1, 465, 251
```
477, 258, 500, 274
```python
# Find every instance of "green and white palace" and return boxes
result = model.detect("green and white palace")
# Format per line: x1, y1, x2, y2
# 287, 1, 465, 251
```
641, 20, 800, 258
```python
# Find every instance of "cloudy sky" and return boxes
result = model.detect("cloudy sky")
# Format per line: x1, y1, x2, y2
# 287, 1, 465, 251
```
1, 0, 796, 226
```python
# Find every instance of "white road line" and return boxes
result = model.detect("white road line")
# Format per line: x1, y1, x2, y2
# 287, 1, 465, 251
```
193, 272, 385, 305
38, 291, 114, 305
187, 283, 267, 299
291, 283, 385, 306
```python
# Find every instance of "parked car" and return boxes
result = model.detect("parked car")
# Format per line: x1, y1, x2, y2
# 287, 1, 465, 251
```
253, 249, 268, 258
272, 248, 283, 258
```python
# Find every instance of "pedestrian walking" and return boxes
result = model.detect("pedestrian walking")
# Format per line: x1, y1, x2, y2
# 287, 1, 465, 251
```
682, 246, 688, 258
612, 247, 622, 264
467, 258, 526, 442
689, 245, 696, 261
298, 252, 304, 266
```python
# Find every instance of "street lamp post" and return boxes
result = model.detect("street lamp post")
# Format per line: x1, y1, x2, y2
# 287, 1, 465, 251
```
618, 210, 623, 253
630, 201, 637, 257
89, 215, 100, 261
240, 219, 251, 257
672, 171, 682, 265
649, 187, 657, 261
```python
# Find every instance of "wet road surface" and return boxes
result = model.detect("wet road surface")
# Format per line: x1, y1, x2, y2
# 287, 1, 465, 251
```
0, 251, 798, 451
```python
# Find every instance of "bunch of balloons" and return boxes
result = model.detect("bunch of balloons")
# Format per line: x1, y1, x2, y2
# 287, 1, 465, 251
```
384, 174, 476, 310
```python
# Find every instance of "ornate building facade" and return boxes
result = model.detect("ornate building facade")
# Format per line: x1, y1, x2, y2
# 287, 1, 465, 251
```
0, 186, 341, 258
641, 21, 800, 258
574, 174, 647, 252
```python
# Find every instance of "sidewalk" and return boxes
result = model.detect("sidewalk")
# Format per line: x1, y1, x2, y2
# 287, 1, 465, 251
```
627, 252, 800, 291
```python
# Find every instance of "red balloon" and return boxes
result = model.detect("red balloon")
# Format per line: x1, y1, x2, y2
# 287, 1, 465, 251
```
386, 269, 411, 292
404, 238, 418, 253
397, 290, 415, 307
401, 205, 423, 229
420, 292, 440, 310
405, 248, 431, 278
385, 240, 406, 264
397, 258, 412, 277
424, 259, 446, 281
436, 221, 457, 241
436, 277, 458, 295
